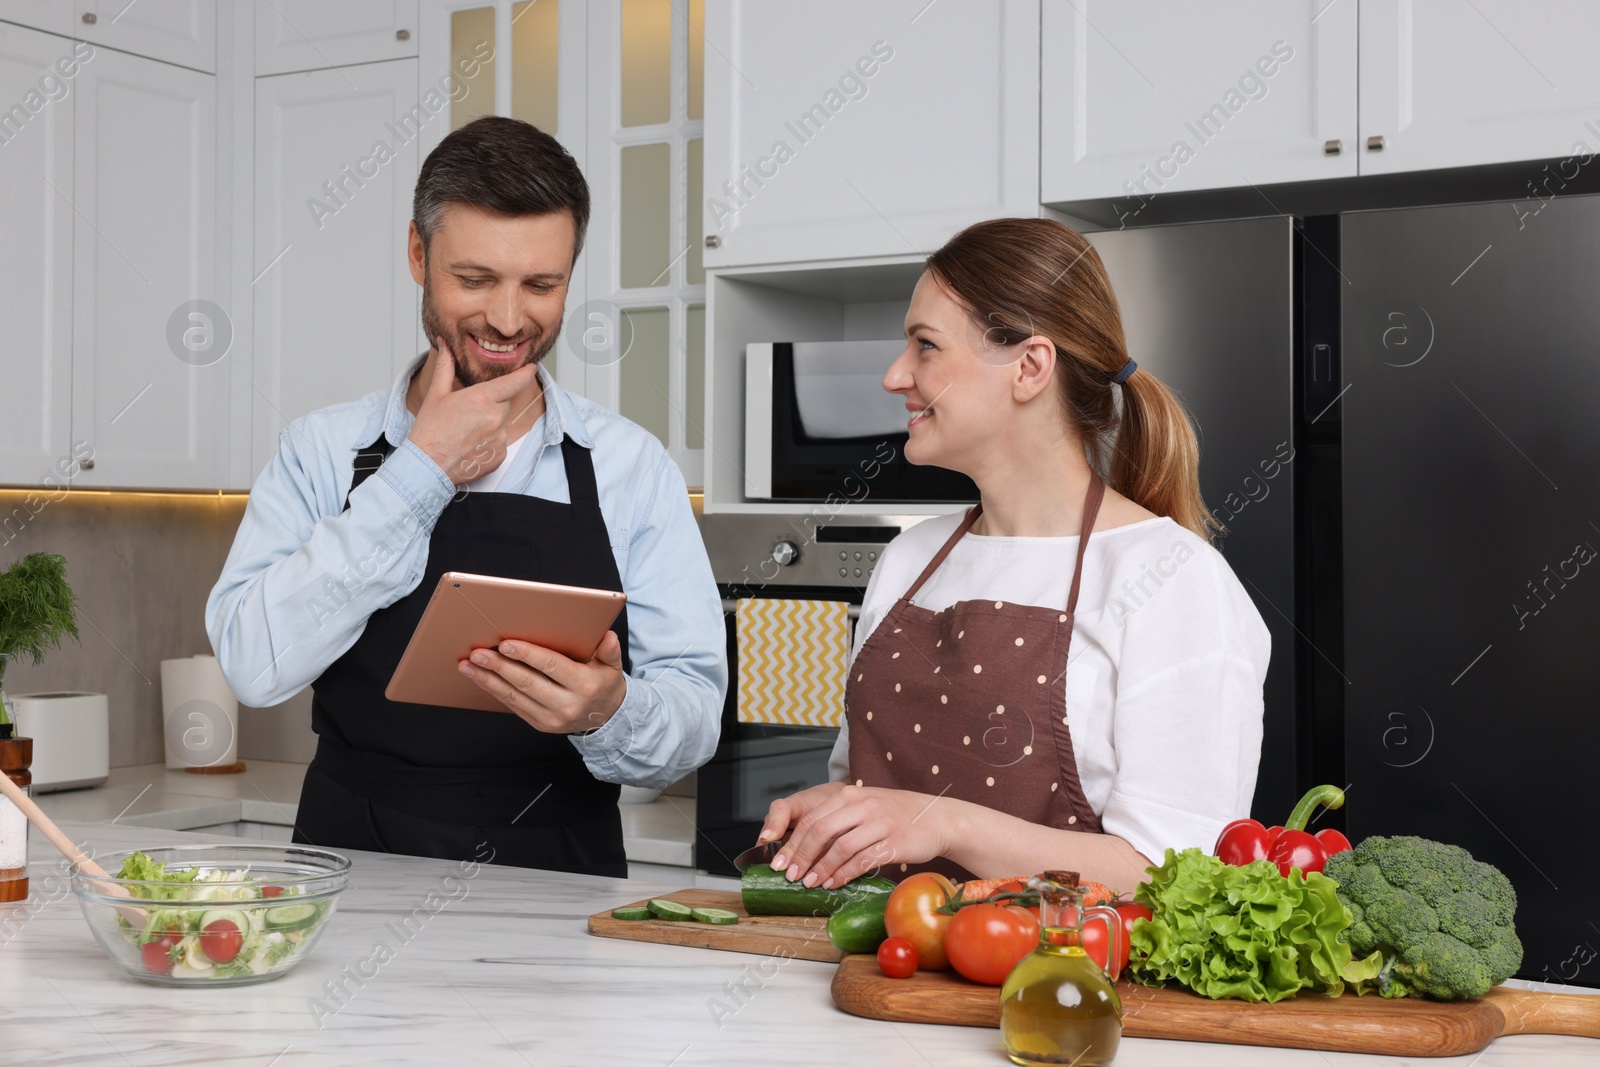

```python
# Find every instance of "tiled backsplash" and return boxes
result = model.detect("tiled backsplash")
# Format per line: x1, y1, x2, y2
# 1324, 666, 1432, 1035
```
0, 490, 316, 767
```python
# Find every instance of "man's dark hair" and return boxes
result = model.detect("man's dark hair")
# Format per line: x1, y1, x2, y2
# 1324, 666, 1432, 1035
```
413, 116, 590, 261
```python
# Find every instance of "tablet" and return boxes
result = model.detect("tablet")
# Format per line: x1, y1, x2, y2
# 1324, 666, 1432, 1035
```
384, 571, 626, 712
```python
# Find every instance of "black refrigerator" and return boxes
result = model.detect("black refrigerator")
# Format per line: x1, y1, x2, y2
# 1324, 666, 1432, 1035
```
1086, 199, 1598, 989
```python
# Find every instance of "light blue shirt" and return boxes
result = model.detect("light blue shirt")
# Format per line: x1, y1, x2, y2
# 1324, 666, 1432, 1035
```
206, 358, 726, 790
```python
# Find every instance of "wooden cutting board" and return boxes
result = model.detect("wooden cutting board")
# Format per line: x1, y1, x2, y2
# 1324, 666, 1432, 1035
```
831, 955, 1600, 1058
587, 889, 842, 963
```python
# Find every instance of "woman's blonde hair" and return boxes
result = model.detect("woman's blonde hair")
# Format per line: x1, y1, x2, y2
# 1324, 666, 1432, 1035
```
924, 217, 1219, 541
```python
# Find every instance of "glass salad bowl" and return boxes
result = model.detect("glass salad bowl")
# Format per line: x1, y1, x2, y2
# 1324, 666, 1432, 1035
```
70, 844, 351, 986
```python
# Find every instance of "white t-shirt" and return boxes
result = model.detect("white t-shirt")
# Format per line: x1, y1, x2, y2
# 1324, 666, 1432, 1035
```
461, 432, 529, 493
829, 510, 1270, 863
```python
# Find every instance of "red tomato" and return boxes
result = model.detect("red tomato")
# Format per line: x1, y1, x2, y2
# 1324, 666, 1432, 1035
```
884, 872, 957, 971
877, 936, 919, 979
1116, 902, 1152, 967
201, 919, 243, 964
945, 903, 1040, 986
140, 933, 181, 974
1080, 911, 1129, 980
261, 885, 285, 899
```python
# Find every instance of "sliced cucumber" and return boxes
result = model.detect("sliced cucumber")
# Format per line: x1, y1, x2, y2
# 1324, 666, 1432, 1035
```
610, 905, 654, 921
691, 907, 739, 926
264, 902, 321, 931
646, 898, 694, 921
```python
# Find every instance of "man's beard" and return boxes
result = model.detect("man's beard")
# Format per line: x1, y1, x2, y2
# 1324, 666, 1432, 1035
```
420, 276, 562, 389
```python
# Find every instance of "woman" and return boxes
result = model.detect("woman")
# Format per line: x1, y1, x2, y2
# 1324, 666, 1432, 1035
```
760, 217, 1270, 893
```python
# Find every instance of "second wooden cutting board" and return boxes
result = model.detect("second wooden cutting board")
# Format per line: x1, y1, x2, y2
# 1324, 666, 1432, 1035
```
587, 889, 842, 963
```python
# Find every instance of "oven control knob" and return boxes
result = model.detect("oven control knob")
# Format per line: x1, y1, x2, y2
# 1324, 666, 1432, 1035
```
771, 540, 800, 567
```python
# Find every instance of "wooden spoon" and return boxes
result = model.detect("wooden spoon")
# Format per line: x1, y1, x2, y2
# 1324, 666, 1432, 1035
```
0, 772, 147, 925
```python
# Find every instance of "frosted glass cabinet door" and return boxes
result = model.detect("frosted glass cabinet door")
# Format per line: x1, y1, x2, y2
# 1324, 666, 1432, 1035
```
1358, 0, 1600, 176
256, 0, 419, 76
0, 22, 73, 485
701, 0, 1040, 267
70, 47, 227, 489
252, 59, 421, 479
1041, 0, 1357, 207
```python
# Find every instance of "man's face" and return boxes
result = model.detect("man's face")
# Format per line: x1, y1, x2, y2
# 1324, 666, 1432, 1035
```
408, 203, 576, 388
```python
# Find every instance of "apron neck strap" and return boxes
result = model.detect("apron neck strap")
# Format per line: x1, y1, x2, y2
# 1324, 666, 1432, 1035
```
1066, 473, 1107, 616
901, 504, 984, 603
558, 434, 600, 505
899, 473, 1109, 611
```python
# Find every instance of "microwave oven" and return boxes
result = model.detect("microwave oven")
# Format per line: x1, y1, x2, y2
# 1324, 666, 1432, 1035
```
743, 340, 978, 503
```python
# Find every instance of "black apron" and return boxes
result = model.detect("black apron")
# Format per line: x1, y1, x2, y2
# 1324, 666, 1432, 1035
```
292, 431, 631, 876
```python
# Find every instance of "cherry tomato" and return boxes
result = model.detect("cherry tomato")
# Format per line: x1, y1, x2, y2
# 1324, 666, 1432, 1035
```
201, 919, 243, 964
1081, 910, 1129, 980
945, 903, 1040, 986
877, 936, 919, 979
261, 885, 285, 899
884, 872, 957, 971
140, 933, 181, 974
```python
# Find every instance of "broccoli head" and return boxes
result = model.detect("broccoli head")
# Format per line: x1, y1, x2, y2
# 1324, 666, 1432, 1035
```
1322, 835, 1523, 1000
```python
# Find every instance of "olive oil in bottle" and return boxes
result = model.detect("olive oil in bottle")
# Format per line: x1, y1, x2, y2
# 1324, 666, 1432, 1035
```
999, 871, 1123, 1066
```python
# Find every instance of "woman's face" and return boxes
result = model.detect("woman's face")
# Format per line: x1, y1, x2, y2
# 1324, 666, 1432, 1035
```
885, 272, 1021, 474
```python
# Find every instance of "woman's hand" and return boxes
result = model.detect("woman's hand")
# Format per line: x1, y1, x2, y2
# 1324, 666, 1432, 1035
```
760, 783, 952, 889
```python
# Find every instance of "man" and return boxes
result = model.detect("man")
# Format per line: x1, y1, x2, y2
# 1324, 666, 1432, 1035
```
206, 117, 725, 876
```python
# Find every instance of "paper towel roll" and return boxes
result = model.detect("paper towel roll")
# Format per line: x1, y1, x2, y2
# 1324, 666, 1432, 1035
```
161, 654, 239, 769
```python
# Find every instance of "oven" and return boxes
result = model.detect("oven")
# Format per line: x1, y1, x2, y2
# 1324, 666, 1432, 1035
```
743, 340, 977, 503
694, 512, 943, 875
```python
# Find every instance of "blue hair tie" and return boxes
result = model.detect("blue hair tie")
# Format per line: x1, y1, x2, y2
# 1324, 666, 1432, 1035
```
1113, 359, 1138, 385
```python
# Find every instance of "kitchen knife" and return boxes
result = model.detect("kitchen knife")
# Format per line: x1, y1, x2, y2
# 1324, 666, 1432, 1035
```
732, 839, 784, 873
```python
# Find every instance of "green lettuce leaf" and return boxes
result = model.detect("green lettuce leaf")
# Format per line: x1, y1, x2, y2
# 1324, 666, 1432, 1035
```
1126, 848, 1371, 1003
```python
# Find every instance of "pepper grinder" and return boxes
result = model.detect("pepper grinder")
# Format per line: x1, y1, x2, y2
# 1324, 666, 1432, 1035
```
0, 723, 32, 902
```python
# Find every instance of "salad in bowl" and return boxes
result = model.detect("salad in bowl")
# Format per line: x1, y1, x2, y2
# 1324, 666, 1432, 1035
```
71, 844, 351, 985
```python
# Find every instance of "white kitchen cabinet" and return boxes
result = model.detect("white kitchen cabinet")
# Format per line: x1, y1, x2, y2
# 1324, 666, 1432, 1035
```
0, 1, 74, 37
1041, 0, 1357, 208
0, 22, 75, 485
1358, 0, 1600, 176
255, 0, 419, 77
701, 0, 1039, 267
75, 0, 216, 73
70, 44, 227, 489
252, 59, 421, 477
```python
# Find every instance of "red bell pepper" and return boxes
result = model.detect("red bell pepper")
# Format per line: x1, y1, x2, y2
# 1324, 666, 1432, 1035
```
1213, 785, 1352, 877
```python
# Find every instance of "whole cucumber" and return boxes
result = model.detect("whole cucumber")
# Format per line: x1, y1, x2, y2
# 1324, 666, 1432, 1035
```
827, 893, 889, 955
739, 864, 895, 916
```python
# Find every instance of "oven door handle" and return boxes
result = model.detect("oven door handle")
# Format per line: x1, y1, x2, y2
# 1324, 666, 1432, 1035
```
722, 598, 861, 620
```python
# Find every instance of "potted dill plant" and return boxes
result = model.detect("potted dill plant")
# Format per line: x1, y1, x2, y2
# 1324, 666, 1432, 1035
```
0, 552, 80, 901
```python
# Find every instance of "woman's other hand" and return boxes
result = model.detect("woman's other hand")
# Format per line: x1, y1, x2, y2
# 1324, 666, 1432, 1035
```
763, 783, 950, 889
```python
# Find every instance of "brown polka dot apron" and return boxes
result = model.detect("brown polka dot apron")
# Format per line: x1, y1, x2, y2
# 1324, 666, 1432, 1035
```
846, 474, 1107, 882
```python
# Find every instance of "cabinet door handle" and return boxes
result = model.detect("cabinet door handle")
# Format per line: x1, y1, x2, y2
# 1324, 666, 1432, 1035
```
704, 235, 721, 249
81, 12, 97, 23
396, 29, 411, 41
80, 458, 95, 470
1324, 139, 1342, 155
1366, 135, 1385, 151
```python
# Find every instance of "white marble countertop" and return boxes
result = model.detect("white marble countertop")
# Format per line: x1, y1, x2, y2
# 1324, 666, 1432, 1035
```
2, 822, 1595, 1067
33, 763, 697, 868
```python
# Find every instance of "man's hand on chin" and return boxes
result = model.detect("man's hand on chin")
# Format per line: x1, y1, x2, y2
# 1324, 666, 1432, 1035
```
457, 630, 628, 734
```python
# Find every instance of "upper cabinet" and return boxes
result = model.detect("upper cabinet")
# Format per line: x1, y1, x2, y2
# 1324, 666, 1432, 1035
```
1358, 0, 1600, 176
1041, 1, 1357, 206
0, 22, 74, 482
702, 0, 1039, 268
61, 0, 215, 72
70, 44, 226, 489
1043, 0, 1600, 205
256, 0, 419, 77
251, 59, 421, 478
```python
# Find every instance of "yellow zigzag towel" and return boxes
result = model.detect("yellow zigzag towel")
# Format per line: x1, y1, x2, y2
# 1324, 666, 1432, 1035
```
736, 598, 851, 727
